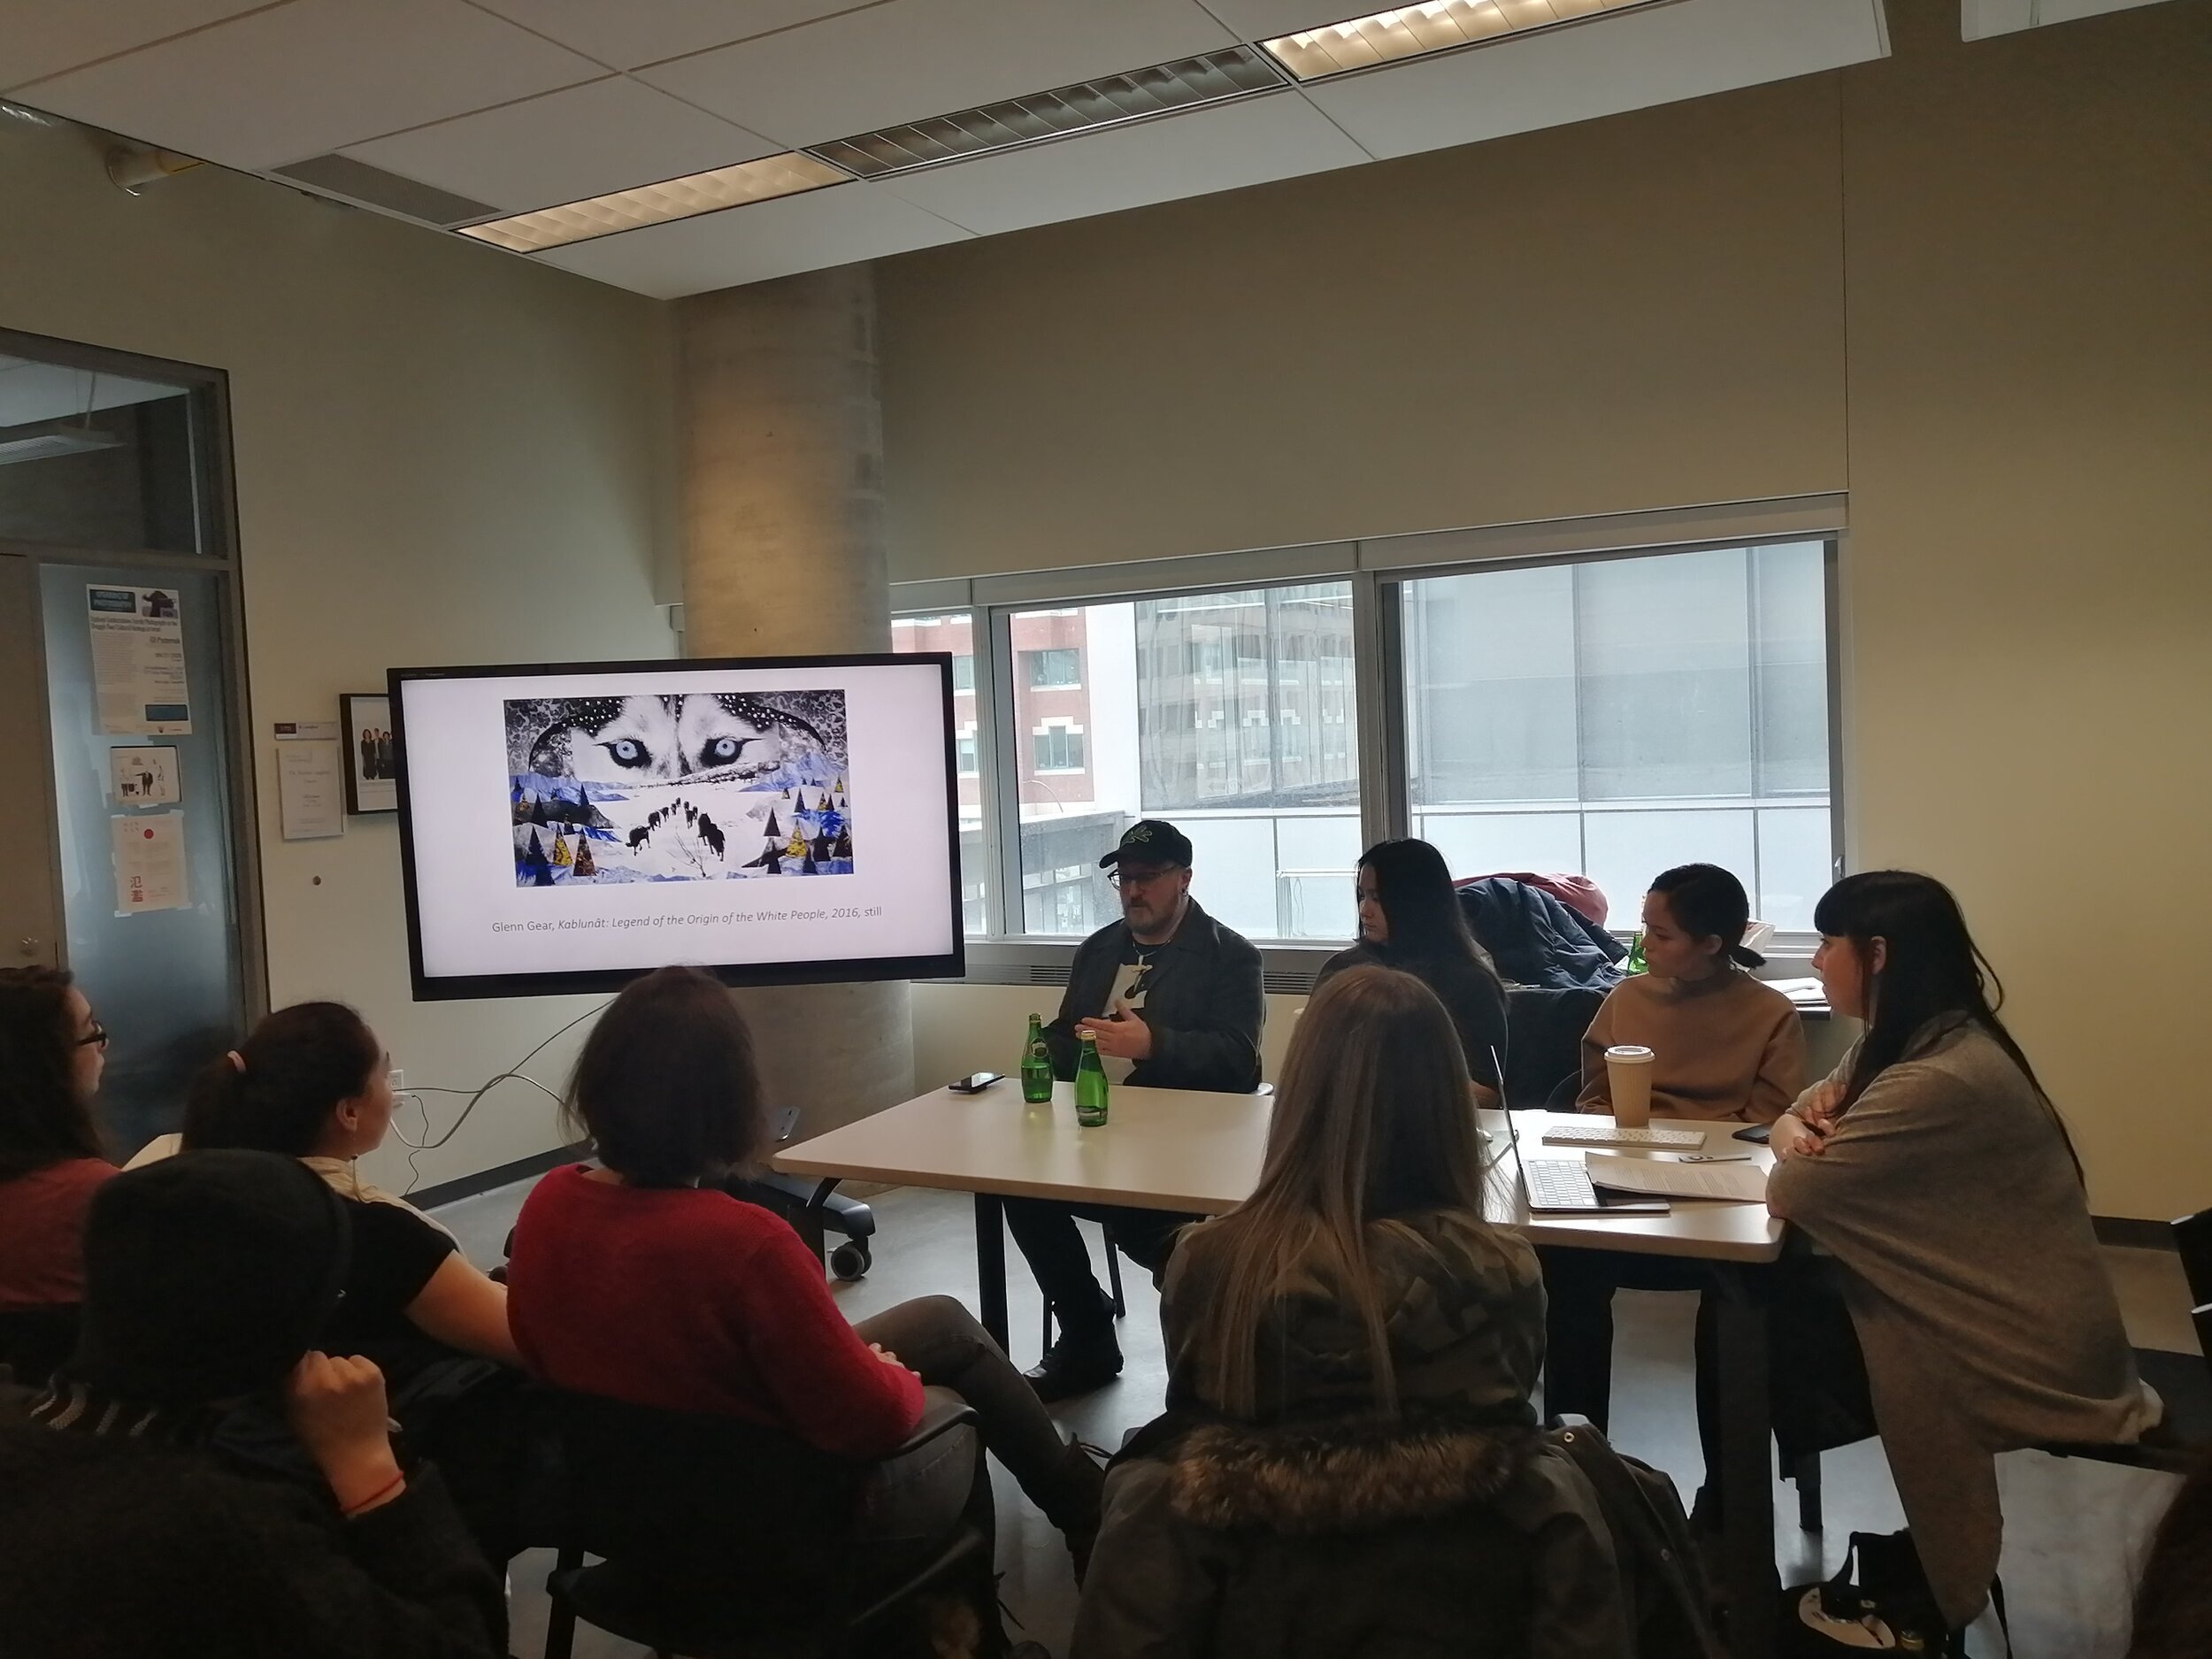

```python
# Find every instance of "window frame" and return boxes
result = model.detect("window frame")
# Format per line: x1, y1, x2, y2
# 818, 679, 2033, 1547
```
895, 495, 1846, 975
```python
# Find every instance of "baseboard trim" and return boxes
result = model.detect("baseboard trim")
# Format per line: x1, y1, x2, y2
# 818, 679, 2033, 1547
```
413, 1142, 589, 1211
2094, 1215, 2177, 1250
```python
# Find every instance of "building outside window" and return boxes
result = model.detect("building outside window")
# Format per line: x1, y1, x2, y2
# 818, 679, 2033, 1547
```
1023, 647, 1080, 687
1401, 541, 1832, 930
889, 611, 985, 933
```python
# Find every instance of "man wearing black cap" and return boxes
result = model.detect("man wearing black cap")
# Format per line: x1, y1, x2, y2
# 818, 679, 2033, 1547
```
1009, 818, 1264, 1400
0, 1149, 504, 1657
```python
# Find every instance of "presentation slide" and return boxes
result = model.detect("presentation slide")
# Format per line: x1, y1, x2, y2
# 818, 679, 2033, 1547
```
394, 655, 960, 998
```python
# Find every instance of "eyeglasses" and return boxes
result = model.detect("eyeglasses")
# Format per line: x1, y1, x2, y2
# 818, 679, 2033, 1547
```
75, 1022, 109, 1049
1108, 865, 1184, 890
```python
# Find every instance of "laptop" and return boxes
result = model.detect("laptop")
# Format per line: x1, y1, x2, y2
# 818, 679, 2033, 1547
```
1494, 1048, 1668, 1216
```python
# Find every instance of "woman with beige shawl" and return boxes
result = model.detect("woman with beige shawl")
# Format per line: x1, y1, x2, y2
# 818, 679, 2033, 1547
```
1767, 872, 2159, 1634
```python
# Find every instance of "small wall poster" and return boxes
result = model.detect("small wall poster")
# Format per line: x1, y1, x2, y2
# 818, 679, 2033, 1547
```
111, 811, 188, 915
110, 746, 180, 805
274, 722, 345, 841
88, 586, 192, 734
342, 693, 397, 814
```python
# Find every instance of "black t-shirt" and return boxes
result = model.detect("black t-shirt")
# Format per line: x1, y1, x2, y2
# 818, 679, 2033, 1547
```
321, 1198, 457, 1363
1315, 941, 1509, 1089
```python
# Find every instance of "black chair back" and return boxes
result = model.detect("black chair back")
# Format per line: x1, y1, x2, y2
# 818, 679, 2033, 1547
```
1502, 986, 1606, 1112
551, 1389, 869, 1619
2171, 1206, 2212, 1309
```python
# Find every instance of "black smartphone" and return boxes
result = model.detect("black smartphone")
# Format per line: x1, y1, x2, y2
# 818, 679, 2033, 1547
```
1732, 1123, 1771, 1144
948, 1072, 1004, 1094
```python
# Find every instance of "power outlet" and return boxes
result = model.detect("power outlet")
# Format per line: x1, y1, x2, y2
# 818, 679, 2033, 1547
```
388, 1068, 405, 1092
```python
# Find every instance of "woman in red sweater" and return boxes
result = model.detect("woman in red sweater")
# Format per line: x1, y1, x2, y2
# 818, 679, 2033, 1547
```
506, 965, 1103, 1587
0, 967, 117, 1385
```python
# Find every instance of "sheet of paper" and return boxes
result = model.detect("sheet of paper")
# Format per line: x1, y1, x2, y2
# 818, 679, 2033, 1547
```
1765, 977, 1829, 1005
1584, 1154, 1770, 1203
109, 746, 180, 805
111, 811, 188, 914
277, 740, 346, 841
87, 585, 192, 734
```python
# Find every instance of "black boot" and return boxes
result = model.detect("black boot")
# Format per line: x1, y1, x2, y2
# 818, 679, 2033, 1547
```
1024, 1299, 1123, 1402
1038, 1439, 1107, 1583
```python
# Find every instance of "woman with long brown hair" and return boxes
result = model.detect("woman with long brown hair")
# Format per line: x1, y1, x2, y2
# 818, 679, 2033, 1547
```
1076, 965, 1623, 1658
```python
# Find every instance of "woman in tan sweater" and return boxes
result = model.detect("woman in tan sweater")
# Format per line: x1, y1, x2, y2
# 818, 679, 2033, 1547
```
1545, 863, 1805, 1445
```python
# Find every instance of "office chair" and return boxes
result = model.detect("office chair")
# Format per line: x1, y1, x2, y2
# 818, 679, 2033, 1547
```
541, 1388, 987, 1659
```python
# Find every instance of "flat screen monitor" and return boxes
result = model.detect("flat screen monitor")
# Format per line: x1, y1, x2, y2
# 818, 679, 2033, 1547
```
389, 653, 963, 1000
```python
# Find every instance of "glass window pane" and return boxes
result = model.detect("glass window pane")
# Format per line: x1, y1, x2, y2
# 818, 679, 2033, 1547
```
0, 358, 204, 554
1011, 581, 1358, 940
890, 611, 985, 936
1402, 542, 1832, 934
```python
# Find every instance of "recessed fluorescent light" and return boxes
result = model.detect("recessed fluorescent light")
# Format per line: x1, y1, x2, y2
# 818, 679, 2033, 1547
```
809, 45, 1287, 180
1262, 0, 1661, 82
457, 152, 848, 254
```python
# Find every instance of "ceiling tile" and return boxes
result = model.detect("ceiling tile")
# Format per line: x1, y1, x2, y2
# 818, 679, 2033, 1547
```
0, 1, 268, 90
527, 181, 973, 297
637, 0, 1236, 150
879, 89, 1367, 237
465, 0, 867, 71
1302, 0, 1887, 158
12, 0, 603, 169
1191, 0, 1373, 38
343, 77, 779, 214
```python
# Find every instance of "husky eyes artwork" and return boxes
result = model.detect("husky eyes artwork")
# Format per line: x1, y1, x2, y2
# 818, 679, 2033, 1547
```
507, 691, 852, 887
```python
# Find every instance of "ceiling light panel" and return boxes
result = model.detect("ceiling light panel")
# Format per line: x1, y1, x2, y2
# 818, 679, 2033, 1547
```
457, 152, 847, 253
808, 45, 1287, 179
1263, 0, 1661, 81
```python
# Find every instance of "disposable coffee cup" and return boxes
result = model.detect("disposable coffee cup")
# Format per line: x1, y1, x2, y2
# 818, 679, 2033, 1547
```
1605, 1045, 1655, 1128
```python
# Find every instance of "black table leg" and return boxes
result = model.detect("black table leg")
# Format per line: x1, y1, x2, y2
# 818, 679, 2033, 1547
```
1715, 1265, 1778, 1659
973, 1193, 1009, 1352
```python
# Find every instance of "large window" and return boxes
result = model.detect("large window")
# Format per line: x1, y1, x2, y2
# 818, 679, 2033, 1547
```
1402, 541, 1832, 930
1007, 582, 1360, 941
888, 613, 986, 935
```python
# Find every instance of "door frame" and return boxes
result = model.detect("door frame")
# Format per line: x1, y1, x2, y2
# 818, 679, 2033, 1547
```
0, 326, 266, 1025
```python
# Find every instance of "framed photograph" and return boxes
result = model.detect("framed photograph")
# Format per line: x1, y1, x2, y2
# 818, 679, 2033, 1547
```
341, 693, 398, 814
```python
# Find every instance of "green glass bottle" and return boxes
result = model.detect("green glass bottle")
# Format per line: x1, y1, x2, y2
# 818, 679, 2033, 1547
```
1623, 930, 1647, 975
1074, 1032, 1110, 1127
1020, 1012, 1054, 1103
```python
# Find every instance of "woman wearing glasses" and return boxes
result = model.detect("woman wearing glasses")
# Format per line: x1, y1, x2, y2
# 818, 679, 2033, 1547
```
0, 968, 115, 1385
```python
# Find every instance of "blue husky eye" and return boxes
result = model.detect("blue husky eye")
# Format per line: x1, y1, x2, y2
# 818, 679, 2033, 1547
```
705, 735, 748, 764
601, 738, 649, 767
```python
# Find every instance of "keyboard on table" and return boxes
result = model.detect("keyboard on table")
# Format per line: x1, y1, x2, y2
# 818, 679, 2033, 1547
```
1520, 1157, 1599, 1211
1541, 1121, 1709, 1151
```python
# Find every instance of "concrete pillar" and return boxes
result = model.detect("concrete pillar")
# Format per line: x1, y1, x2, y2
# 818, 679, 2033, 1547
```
678, 265, 911, 1133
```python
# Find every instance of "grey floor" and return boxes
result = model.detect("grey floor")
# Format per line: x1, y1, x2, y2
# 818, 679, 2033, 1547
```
435, 1180, 2197, 1659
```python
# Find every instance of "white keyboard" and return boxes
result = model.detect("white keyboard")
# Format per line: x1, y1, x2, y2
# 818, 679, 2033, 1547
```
1542, 1122, 1708, 1151
1521, 1157, 1600, 1212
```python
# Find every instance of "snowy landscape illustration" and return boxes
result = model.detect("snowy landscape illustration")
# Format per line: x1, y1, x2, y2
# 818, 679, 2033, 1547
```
505, 690, 853, 887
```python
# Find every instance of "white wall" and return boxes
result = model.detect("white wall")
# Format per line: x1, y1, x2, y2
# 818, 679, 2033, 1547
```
0, 117, 677, 1192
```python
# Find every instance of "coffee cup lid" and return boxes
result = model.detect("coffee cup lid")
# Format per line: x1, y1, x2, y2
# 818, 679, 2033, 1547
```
1604, 1045, 1655, 1062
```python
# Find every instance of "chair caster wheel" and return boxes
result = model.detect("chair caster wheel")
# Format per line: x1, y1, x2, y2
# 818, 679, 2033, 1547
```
831, 1240, 872, 1280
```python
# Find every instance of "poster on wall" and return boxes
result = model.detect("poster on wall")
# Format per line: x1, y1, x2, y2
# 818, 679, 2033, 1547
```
274, 721, 346, 841
342, 693, 398, 814
87, 585, 192, 734
111, 811, 188, 915
109, 746, 180, 805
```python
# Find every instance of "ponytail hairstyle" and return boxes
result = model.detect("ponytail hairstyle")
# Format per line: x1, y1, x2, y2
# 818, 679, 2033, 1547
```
1812, 872, 2078, 1171
183, 1002, 382, 1157
1193, 965, 1494, 1419
0, 966, 104, 1181
1648, 863, 1763, 969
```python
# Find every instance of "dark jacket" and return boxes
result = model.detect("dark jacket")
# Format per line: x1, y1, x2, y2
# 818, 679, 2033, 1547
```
1315, 941, 1509, 1089
1076, 1210, 1631, 1659
1046, 898, 1264, 1094
1456, 877, 1625, 992
0, 1387, 505, 1658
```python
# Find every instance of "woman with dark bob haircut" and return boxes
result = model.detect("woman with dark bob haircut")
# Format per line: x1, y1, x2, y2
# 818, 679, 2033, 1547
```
505, 965, 1104, 1598
1315, 838, 1509, 1100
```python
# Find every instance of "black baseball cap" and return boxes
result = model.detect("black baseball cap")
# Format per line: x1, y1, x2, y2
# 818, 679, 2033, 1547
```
1099, 818, 1193, 871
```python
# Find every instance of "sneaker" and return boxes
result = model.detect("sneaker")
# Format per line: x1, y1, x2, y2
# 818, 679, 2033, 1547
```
1024, 1326, 1123, 1402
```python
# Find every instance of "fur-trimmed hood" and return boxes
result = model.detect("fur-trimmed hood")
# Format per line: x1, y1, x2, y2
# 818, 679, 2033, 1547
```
1169, 1414, 1536, 1534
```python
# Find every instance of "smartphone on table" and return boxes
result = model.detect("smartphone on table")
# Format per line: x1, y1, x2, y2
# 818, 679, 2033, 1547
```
949, 1072, 1004, 1094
